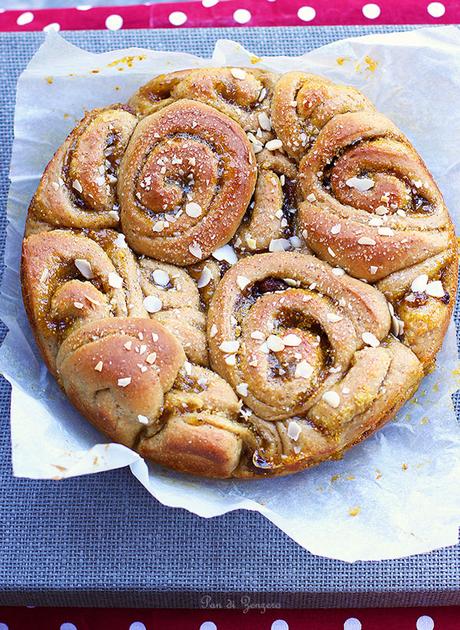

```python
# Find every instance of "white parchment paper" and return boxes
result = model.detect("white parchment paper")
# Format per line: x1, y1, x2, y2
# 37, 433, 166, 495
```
2, 27, 460, 562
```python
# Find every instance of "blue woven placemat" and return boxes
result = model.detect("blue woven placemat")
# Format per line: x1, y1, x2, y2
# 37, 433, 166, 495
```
0, 26, 459, 608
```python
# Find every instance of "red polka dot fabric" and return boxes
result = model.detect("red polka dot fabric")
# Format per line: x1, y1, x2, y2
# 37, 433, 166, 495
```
0, 0, 457, 32
0, 606, 459, 629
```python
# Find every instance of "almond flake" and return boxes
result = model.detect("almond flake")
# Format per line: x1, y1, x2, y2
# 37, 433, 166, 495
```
331, 224, 341, 235
236, 383, 249, 397
152, 269, 170, 287
146, 352, 157, 364
251, 331, 265, 340
108, 272, 123, 289
94, 361, 103, 372
114, 233, 128, 248
143, 295, 162, 313
153, 221, 165, 233
124, 341, 132, 350
306, 193, 316, 203
283, 334, 302, 347
295, 360, 313, 379
346, 176, 375, 192
138, 415, 149, 424
72, 179, 83, 193
117, 377, 132, 387
378, 227, 394, 236
185, 202, 202, 218
258, 112, 271, 131
73, 301, 84, 310
327, 246, 336, 258
322, 390, 340, 408
358, 237, 376, 246
327, 313, 343, 323
362, 332, 380, 348
332, 267, 345, 277
197, 266, 212, 288
411, 274, 429, 293
212, 244, 238, 265
269, 238, 291, 252
237, 275, 251, 291
225, 354, 237, 366
425, 280, 445, 298
265, 139, 283, 151
231, 68, 247, 80
75, 258, 94, 280
266, 335, 285, 352
210, 324, 218, 338
219, 340, 240, 354
369, 266, 379, 275
368, 216, 383, 227
188, 242, 203, 259
287, 420, 301, 441
289, 236, 302, 249
375, 205, 389, 215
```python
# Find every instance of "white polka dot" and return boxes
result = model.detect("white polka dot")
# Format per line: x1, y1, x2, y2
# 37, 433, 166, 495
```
169, 11, 187, 25
0, 623, 9, 630
43, 22, 60, 32
297, 6, 316, 21
60, 624, 77, 630
344, 619, 362, 630
427, 2, 445, 17
417, 616, 435, 630
233, 8, 252, 24
105, 14, 123, 30
76, 4, 92, 9
200, 623, 217, 630
16, 11, 34, 26
202, 0, 219, 6
129, 623, 147, 630
271, 621, 289, 630
362, 3, 381, 18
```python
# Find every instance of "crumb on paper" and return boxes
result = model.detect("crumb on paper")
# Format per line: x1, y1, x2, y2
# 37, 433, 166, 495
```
331, 473, 341, 483
93, 456, 99, 466
107, 55, 147, 68
250, 55, 262, 64
420, 416, 429, 425
336, 56, 350, 66
91, 69, 100, 74
52, 464, 67, 472
375, 469, 382, 480
402, 463, 408, 471
346, 474, 355, 481
364, 55, 379, 72
348, 506, 361, 517
114, 86, 121, 91
45, 76, 53, 84
63, 113, 70, 119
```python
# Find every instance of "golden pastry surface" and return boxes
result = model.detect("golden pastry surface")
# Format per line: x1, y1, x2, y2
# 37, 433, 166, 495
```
21, 67, 458, 478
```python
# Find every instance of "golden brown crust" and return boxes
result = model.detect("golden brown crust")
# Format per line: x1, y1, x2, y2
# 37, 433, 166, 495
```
20, 70, 458, 479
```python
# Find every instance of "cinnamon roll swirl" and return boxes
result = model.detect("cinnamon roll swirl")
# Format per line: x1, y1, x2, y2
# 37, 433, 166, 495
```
118, 99, 257, 266
26, 106, 137, 235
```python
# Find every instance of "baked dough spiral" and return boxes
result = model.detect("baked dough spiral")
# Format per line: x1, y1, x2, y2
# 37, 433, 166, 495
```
129, 67, 278, 134
118, 99, 257, 265
27, 106, 137, 234
21, 68, 458, 478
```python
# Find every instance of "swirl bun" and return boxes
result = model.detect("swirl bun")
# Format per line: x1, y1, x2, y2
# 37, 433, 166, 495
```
27, 106, 137, 234
21, 67, 457, 478
118, 99, 257, 265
